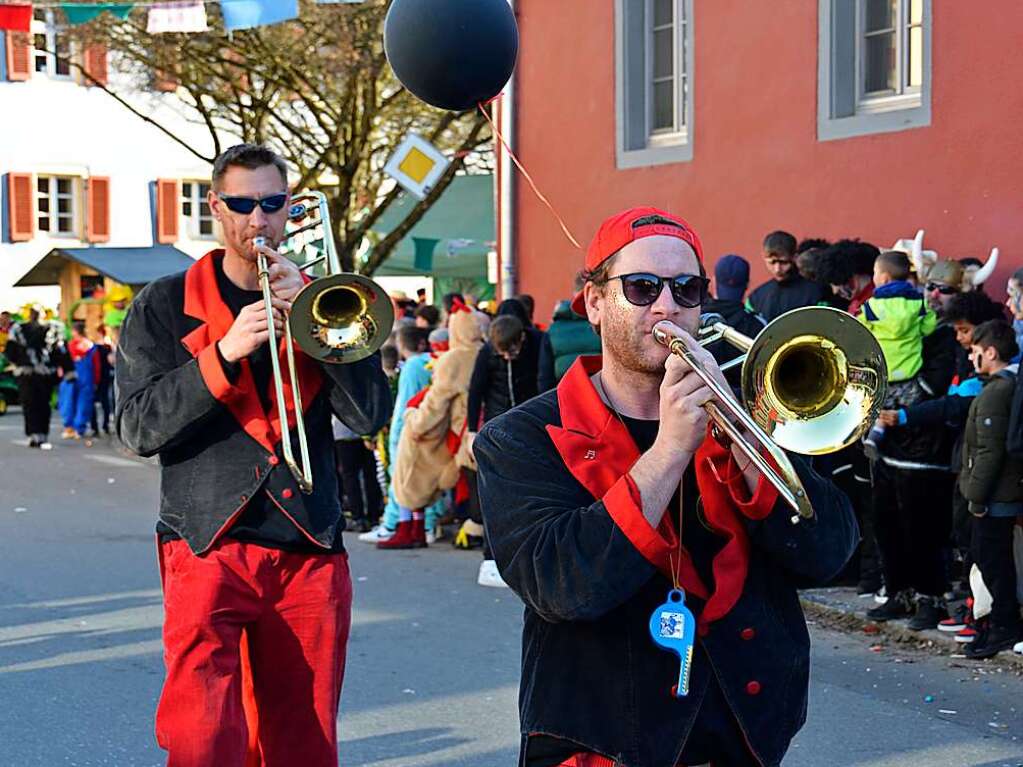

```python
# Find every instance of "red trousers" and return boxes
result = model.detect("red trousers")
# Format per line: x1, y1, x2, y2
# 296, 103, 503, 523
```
155, 539, 352, 767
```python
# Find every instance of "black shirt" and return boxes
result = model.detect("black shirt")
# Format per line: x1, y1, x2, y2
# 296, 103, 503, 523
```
156, 255, 343, 553
526, 415, 752, 767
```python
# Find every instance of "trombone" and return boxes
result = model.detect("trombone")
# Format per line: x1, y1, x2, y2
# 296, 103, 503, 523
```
654, 306, 887, 522
256, 190, 394, 494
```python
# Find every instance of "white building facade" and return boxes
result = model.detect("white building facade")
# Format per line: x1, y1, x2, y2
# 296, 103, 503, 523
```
0, 12, 229, 311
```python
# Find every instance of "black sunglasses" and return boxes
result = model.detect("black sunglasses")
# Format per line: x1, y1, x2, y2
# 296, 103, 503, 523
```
609, 272, 709, 308
217, 192, 288, 215
925, 282, 958, 296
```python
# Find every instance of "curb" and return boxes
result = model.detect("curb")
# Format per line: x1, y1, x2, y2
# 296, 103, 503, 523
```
800, 591, 1023, 673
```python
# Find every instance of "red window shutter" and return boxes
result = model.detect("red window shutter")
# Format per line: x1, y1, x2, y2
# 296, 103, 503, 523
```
153, 68, 178, 93
5, 32, 31, 82
82, 44, 108, 87
87, 176, 111, 243
7, 172, 34, 242
156, 179, 179, 244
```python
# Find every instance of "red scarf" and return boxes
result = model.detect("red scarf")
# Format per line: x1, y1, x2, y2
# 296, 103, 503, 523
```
546, 357, 778, 628
180, 250, 323, 454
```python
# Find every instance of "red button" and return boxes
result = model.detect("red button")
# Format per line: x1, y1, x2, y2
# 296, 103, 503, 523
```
282, 488, 293, 500
268, 456, 279, 466
746, 681, 762, 696
741, 627, 756, 641
697, 623, 710, 638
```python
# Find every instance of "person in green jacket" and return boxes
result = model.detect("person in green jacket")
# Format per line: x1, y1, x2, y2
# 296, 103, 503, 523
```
958, 319, 1021, 658
860, 251, 938, 456
537, 295, 601, 390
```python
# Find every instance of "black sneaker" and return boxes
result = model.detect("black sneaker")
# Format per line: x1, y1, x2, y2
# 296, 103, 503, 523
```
907, 596, 946, 632
964, 625, 1021, 659
866, 590, 913, 621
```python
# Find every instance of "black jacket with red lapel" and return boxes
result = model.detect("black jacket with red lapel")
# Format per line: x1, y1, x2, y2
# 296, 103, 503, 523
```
474, 356, 857, 767
115, 250, 392, 555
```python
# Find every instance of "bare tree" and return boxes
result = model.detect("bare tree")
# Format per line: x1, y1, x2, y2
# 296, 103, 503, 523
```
71, 0, 492, 274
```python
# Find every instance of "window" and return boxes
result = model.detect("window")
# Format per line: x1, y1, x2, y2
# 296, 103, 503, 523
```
819, 0, 931, 141
181, 181, 215, 239
615, 0, 694, 168
36, 175, 78, 237
31, 9, 72, 79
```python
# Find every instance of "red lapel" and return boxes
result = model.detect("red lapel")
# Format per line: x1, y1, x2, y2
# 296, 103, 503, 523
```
546, 356, 777, 626
181, 250, 324, 453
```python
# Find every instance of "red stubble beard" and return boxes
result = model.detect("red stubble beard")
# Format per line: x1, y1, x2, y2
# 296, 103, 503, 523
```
599, 298, 698, 378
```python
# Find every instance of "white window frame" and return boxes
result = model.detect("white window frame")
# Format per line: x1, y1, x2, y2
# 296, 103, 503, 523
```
31, 9, 73, 80
36, 175, 80, 238
818, 0, 931, 142
615, 0, 694, 169
180, 180, 217, 240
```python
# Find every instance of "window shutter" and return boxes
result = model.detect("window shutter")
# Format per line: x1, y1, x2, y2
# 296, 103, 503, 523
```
5, 32, 31, 82
7, 172, 34, 242
82, 44, 108, 87
156, 179, 179, 244
86, 176, 111, 243
153, 68, 178, 93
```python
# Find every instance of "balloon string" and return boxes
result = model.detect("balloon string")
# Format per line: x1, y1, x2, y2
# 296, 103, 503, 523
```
478, 100, 582, 251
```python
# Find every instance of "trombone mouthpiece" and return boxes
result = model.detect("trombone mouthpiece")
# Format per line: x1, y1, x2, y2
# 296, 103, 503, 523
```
253, 237, 268, 249
652, 320, 683, 346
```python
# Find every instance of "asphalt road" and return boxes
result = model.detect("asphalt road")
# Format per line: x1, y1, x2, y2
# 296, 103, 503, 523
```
0, 413, 1021, 766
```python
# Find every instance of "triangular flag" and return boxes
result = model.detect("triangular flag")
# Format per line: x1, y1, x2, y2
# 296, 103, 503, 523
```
147, 0, 207, 33
61, 3, 134, 25
0, 3, 31, 33
413, 238, 439, 272
220, 0, 297, 31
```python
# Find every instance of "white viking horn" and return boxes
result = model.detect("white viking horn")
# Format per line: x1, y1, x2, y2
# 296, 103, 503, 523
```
910, 229, 925, 278
972, 247, 999, 286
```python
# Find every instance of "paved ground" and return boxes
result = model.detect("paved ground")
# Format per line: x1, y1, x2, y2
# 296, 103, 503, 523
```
0, 412, 1021, 766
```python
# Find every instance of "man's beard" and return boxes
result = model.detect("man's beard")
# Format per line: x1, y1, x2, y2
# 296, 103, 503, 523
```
601, 304, 695, 377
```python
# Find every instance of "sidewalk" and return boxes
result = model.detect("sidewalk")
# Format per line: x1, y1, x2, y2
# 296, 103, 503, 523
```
801, 587, 1023, 672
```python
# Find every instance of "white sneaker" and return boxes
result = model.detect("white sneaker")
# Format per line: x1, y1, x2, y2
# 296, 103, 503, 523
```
477, 559, 508, 589
874, 586, 889, 605
1013, 641, 1023, 655
358, 525, 394, 543
426, 528, 437, 545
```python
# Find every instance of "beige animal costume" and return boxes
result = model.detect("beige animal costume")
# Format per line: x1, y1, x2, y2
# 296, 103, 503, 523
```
392, 307, 483, 509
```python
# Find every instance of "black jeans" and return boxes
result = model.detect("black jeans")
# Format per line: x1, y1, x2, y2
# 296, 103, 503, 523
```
464, 468, 492, 560
17, 373, 55, 438
827, 446, 881, 587
971, 514, 1020, 629
92, 379, 113, 433
334, 439, 383, 523
872, 462, 953, 598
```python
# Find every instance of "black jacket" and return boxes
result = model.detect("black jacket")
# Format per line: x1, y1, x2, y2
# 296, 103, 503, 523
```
474, 357, 857, 767
746, 276, 824, 323
702, 297, 766, 388
115, 252, 392, 554
466, 331, 542, 429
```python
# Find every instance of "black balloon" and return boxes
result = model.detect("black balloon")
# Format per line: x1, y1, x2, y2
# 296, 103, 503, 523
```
384, 0, 519, 112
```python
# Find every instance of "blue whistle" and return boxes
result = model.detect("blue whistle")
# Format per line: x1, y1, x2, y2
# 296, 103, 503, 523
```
648, 588, 696, 697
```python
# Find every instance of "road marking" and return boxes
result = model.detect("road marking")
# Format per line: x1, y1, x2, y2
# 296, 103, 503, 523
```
83, 454, 144, 468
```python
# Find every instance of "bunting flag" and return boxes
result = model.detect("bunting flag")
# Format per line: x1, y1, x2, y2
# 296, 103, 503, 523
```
412, 237, 439, 272
0, 3, 32, 32
220, 0, 297, 31
61, 2, 134, 24
147, 0, 207, 33
314, 0, 364, 4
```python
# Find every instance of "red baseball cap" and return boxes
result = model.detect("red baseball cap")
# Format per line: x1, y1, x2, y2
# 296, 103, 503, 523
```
570, 206, 704, 316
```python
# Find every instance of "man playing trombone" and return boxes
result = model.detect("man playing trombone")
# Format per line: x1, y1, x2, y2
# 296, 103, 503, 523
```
474, 207, 858, 767
116, 144, 391, 766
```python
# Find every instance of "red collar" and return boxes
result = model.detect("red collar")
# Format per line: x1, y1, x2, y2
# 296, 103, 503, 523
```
181, 250, 323, 453
848, 282, 875, 315
547, 356, 778, 626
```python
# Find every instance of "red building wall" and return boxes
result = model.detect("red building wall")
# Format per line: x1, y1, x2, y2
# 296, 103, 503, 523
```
505, 0, 1021, 321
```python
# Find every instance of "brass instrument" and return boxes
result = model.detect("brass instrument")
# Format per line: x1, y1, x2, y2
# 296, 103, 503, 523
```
256, 191, 394, 494
654, 306, 887, 522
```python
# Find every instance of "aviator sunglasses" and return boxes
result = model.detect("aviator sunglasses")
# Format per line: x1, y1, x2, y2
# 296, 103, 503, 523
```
609, 272, 710, 308
217, 192, 289, 215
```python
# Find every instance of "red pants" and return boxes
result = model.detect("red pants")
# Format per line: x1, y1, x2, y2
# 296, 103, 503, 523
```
156, 539, 352, 767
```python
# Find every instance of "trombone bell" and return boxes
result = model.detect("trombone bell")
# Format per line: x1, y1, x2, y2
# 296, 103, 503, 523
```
291, 274, 394, 365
